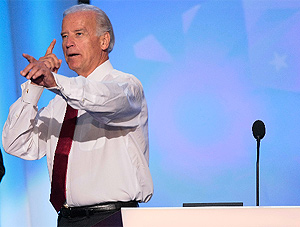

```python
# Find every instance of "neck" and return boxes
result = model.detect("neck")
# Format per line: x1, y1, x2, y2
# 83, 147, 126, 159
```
80, 55, 109, 78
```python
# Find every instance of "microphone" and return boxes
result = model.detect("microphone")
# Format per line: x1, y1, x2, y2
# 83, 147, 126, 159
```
252, 120, 266, 207
252, 120, 266, 140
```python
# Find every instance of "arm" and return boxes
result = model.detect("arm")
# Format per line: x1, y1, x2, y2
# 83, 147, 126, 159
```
2, 40, 61, 160
20, 41, 143, 128
2, 81, 50, 160
51, 71, 144, 127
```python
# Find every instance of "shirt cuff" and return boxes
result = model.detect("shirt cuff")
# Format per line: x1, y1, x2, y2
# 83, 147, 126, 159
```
47, 73, 71, 99
21, 81, 44, 105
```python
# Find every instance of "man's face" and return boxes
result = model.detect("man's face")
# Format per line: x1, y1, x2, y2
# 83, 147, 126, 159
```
61, 11, 106, 77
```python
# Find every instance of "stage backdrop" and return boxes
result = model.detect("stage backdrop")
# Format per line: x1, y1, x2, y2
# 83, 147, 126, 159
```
1, 0, 300, 226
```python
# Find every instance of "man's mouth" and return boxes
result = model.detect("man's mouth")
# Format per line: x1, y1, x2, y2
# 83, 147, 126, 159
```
68, 53, 80, 57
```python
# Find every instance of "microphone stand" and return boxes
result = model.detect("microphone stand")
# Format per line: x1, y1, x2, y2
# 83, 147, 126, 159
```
256, 137, 261, 206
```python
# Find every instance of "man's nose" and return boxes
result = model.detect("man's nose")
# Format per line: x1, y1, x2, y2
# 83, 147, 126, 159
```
65, 37, 75, 48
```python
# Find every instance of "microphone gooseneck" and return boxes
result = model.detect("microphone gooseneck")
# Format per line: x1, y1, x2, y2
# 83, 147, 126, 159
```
252, 120, 266, 207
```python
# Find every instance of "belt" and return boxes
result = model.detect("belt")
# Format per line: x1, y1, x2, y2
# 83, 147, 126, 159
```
60, 201, 139, 218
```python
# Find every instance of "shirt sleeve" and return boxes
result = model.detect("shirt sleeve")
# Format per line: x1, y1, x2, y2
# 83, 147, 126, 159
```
2, 81, 49, 160
50, 72, 144, 127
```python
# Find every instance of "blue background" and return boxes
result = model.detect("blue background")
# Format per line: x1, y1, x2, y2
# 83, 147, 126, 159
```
1, 0, 300, 226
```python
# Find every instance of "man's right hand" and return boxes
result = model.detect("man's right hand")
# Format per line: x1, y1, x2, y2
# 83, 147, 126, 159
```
20, 39, 62, 88
20, 54, 57, 88
39, 39, 62, 73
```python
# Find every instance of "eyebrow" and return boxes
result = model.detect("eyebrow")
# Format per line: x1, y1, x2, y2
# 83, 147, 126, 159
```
74, 29, 86, 33
61, 29, 86, 36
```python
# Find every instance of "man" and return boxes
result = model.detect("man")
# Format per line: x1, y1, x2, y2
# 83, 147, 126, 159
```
2, 4, 153, 226
0, 149, 4, 182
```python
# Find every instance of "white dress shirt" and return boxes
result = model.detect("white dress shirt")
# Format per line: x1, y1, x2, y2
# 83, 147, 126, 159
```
2, 60, 153, 207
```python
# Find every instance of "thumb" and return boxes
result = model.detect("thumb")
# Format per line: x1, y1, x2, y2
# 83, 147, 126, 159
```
22, 53, 37, 63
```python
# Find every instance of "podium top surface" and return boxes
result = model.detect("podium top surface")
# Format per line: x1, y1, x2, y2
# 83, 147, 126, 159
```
121, 206, 300, 227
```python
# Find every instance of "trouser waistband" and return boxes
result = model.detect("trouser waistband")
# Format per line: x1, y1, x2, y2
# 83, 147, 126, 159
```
59, 201, 139, 218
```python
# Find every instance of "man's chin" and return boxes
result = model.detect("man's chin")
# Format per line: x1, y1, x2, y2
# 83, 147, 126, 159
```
67, 63, 80, 73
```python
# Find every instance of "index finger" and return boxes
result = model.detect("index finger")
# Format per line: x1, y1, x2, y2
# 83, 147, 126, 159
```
22, 53, 37, 63
45, 39, 56, 55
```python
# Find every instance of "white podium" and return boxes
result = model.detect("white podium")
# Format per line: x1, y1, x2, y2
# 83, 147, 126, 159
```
121, 206, 300, 227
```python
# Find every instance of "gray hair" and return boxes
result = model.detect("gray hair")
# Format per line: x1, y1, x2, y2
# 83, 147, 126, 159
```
63, 4, 115, 53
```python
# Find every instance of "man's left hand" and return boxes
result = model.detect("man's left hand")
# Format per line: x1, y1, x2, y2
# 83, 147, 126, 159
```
39, 39, 62, 73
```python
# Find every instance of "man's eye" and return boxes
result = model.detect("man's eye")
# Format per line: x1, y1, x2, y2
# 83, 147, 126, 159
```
61, 35, 68, 39
76, 33, 83, 36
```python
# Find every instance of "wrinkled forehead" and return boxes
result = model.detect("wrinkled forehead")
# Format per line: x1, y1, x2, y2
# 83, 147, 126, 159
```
61, 11, 97, 31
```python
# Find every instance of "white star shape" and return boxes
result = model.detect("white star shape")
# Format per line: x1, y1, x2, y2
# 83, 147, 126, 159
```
270, 52, 288, 72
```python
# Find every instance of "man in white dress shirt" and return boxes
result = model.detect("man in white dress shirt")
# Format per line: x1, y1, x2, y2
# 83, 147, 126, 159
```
2, 4, 153, 226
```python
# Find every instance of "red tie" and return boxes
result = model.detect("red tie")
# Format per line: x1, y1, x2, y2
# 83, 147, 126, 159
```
50, 104, 78, 212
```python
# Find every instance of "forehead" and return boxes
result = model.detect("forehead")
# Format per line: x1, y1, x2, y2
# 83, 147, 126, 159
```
62, 11, 97, 31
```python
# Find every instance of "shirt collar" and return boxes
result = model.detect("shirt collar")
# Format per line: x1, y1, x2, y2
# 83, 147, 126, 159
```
85, 60, 114, 81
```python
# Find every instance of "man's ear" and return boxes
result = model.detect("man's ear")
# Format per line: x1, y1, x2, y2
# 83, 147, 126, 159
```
100, 32, 110, 51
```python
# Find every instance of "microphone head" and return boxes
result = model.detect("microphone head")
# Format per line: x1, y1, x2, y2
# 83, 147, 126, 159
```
252, 120, 266, 140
